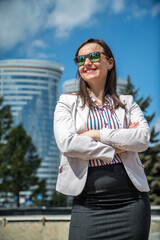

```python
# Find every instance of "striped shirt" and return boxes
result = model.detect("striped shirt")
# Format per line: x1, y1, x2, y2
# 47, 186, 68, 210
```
88, 95, 122, 167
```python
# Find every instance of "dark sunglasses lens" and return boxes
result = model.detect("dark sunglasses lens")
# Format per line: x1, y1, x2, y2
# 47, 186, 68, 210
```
89, 52, 101, 62
75, 52, 101, 66
75, 56, 85, 66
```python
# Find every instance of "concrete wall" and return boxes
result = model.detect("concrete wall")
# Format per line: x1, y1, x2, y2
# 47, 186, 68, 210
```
0, 215, 160, 240
0, 216, 70, 240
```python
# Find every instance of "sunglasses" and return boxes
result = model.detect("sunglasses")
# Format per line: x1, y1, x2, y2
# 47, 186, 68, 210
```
73, 51, 109, 66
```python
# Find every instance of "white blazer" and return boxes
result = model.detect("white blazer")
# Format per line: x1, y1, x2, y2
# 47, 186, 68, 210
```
54, 93, 150, 196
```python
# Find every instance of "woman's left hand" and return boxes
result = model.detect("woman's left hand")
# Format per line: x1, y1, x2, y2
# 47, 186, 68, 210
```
128, 122, 139, 129
79, 130, 100, 142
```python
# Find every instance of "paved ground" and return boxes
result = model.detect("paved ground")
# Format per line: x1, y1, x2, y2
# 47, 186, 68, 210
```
149, 232, 160, 240
0, 214, 160, 240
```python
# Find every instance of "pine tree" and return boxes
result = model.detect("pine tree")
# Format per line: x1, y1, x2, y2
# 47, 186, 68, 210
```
0, 97, 12, 142
0, 124, 46, 207
0, 97, 13, 205
51, 189, 67, 207
121, 76, 160, 205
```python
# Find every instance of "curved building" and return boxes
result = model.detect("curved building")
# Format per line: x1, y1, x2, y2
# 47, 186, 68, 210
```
0, 59, 64, 198
63, 77, 127, 93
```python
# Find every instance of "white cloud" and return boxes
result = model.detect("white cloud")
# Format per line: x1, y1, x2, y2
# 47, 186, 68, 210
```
111, 0, 125, 14
0, 0, 105, 50
23, 39, 56, 59
0, 0, 159, 53
46, 0, 126, 37
27, 51, 56, 60
155, 117, 160, 132
46, 0, 101, 38
0, 0, 52, 51
131, 4, 148, 19
151, 2, 160, 17
31, 40, 48, 49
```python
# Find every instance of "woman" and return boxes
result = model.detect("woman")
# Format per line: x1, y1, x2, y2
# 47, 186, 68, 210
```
54, 38, 151, 240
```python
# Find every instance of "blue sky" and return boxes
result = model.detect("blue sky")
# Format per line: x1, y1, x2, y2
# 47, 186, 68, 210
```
0, 0, 160, 131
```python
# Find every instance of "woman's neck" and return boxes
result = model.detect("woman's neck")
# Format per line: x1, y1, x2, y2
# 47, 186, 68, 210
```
88, 79, 106, 102
89, 88, 104, 106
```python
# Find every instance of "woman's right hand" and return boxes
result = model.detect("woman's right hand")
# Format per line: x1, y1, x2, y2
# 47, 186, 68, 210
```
115, 148, 125, 154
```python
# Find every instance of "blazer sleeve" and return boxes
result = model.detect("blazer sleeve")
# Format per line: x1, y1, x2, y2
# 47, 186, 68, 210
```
100, 95, 150, 152
54, 94, 115, 162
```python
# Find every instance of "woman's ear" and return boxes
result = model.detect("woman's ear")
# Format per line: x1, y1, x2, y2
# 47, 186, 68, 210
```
108, 57, 114, 70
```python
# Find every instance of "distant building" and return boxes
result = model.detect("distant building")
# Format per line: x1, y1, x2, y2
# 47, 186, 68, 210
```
0, 59, 64, 199
63, 77, 127, 93
117, 78, 127, 94
63, 79, 79, 92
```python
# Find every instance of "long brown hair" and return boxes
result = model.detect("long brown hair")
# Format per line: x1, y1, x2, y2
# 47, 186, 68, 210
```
75, 38, 125, 109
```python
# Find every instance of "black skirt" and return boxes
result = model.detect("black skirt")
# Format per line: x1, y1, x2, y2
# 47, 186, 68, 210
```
69, 163, 151, 240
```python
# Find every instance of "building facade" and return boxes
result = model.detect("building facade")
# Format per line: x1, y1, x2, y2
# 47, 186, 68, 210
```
0, 59, 64, 198
63, 77, 127, 93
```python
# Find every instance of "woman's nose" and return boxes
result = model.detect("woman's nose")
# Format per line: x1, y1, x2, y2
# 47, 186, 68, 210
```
84, 57, 92, 66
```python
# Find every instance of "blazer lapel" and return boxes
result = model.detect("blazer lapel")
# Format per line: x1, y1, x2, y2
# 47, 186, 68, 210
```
76, 97, 89, 131
115, 107, 126, 128
110, 96, 126, 128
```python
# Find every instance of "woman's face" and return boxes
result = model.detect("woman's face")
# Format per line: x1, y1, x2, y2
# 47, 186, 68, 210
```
77, 43, 114, 88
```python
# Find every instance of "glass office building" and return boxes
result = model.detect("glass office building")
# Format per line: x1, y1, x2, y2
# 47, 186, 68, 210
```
0, 59, 64, 198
